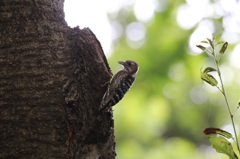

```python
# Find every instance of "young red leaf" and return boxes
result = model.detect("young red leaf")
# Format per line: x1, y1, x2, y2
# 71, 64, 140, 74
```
203, 128, 232, 139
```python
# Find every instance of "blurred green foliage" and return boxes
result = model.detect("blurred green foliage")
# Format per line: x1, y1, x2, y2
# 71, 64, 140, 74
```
106, 0, 240, 159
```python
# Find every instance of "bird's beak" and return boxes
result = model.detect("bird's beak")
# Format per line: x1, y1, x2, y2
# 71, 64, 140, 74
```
118, 61, 125, 66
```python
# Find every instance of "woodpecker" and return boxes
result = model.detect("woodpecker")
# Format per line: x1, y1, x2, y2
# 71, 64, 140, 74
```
98, 60, 139, 114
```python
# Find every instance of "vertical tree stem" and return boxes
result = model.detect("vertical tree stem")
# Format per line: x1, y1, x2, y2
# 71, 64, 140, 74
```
214, 58, 240, 152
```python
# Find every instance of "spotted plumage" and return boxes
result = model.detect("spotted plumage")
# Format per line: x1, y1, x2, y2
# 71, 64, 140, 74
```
98, 60, 139, 114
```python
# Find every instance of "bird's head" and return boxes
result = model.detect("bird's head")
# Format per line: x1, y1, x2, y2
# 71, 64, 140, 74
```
118, 60, 139, 77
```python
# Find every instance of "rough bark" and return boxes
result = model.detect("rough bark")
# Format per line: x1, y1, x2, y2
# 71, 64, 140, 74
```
0, 0, 115, 158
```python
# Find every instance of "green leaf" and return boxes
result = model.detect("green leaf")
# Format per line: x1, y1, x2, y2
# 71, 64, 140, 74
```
203, 67, 217, 73
201, 40, 209, 44
216, 41, 224, 45
196, 45, 206, 51
207, 38, 214, 49
209, 135, 238, 159
201, 71, 218, 86
219, 42, 228, 54
203, 128, 233, 139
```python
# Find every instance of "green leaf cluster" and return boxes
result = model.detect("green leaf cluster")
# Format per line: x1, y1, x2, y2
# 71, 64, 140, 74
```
197, 38, 240, 158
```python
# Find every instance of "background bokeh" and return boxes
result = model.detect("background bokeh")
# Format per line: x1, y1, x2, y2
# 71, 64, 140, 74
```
65, 0, 240, 158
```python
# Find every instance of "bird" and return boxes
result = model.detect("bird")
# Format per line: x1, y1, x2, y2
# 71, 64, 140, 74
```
98, 60, 139, 114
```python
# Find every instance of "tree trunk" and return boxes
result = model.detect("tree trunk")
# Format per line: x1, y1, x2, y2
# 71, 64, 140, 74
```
0, 0, 115, 158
